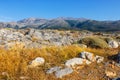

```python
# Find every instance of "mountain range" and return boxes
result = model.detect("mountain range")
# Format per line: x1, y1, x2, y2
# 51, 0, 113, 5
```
0, 17, 120, 32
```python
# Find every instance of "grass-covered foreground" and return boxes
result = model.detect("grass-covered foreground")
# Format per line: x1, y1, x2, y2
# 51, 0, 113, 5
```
0, 44, 119, 80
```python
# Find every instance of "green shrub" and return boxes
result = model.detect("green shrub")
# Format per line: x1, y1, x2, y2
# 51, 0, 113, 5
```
79, 37, 109, 48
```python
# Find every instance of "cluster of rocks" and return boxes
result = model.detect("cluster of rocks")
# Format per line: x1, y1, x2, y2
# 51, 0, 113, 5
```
28, 51, 120, 79
0, 29, 89, 48
65, 51, 104, 68
0, 28, 119, 49
28, 51, 104, 78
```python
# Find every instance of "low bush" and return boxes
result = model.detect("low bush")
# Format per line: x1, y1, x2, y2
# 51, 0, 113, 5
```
79, 37, 109, 48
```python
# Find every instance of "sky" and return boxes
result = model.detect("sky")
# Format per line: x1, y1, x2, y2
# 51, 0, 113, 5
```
0, 0, 120, 22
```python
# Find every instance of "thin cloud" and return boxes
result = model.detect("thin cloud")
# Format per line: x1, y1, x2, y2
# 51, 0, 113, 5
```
0, 16, 15, 22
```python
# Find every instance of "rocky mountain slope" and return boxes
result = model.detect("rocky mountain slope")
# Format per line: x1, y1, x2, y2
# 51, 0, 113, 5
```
0, 17, 120, 31
0, 28, 119, 80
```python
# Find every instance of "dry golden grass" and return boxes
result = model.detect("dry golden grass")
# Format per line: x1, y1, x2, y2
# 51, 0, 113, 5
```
0, 44, 119, 80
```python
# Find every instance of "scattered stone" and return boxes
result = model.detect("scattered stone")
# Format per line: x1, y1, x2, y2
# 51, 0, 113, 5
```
108, 40, 119, 48
55, 67, 73, 78
28, 57, 45, 68
46, 66, 61, 74
79, 51, 95, 62
65, 58, 86, 67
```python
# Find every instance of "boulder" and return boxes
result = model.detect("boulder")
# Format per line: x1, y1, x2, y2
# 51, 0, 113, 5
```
108, 40, 119, 48
65, 58, 91, 67
55, 67, 73, 78
28, 57, 45, 68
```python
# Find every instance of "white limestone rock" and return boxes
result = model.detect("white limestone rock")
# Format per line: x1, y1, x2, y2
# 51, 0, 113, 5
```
65, 58, 86, 67
108, 40, 119, 48
28, 57, 45, 68
55, 67, 73, 78
80, 51, 95, 62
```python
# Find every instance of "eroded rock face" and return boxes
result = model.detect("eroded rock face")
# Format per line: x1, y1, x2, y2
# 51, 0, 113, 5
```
28, 57, 45, 68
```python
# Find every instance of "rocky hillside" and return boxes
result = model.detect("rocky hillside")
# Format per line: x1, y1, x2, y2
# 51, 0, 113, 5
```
0, 29, 120, 80
0, 17, 120, 31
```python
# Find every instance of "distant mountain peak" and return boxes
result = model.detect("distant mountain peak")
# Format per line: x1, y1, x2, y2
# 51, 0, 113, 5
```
17, 17, 47, 24
0, 17, 120, 32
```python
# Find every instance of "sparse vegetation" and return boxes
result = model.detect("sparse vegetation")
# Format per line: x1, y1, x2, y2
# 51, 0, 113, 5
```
0, 44, 119, 80
0, 29, 119, 79
79, 36, 110, 48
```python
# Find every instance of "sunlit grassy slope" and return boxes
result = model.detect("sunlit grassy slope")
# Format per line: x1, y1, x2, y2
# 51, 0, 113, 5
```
0, 44, 119, 80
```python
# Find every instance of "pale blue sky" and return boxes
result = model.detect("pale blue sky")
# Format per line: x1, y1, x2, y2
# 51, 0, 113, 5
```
0, 0, 120, 21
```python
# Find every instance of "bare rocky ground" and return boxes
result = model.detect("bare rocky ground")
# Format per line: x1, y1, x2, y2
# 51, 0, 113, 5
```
0, 28, 120, 80
0, 28, 93, 48
0, 28, 119, 49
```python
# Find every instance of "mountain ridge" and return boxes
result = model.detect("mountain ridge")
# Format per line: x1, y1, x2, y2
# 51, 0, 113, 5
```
0, 17, 120, 32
